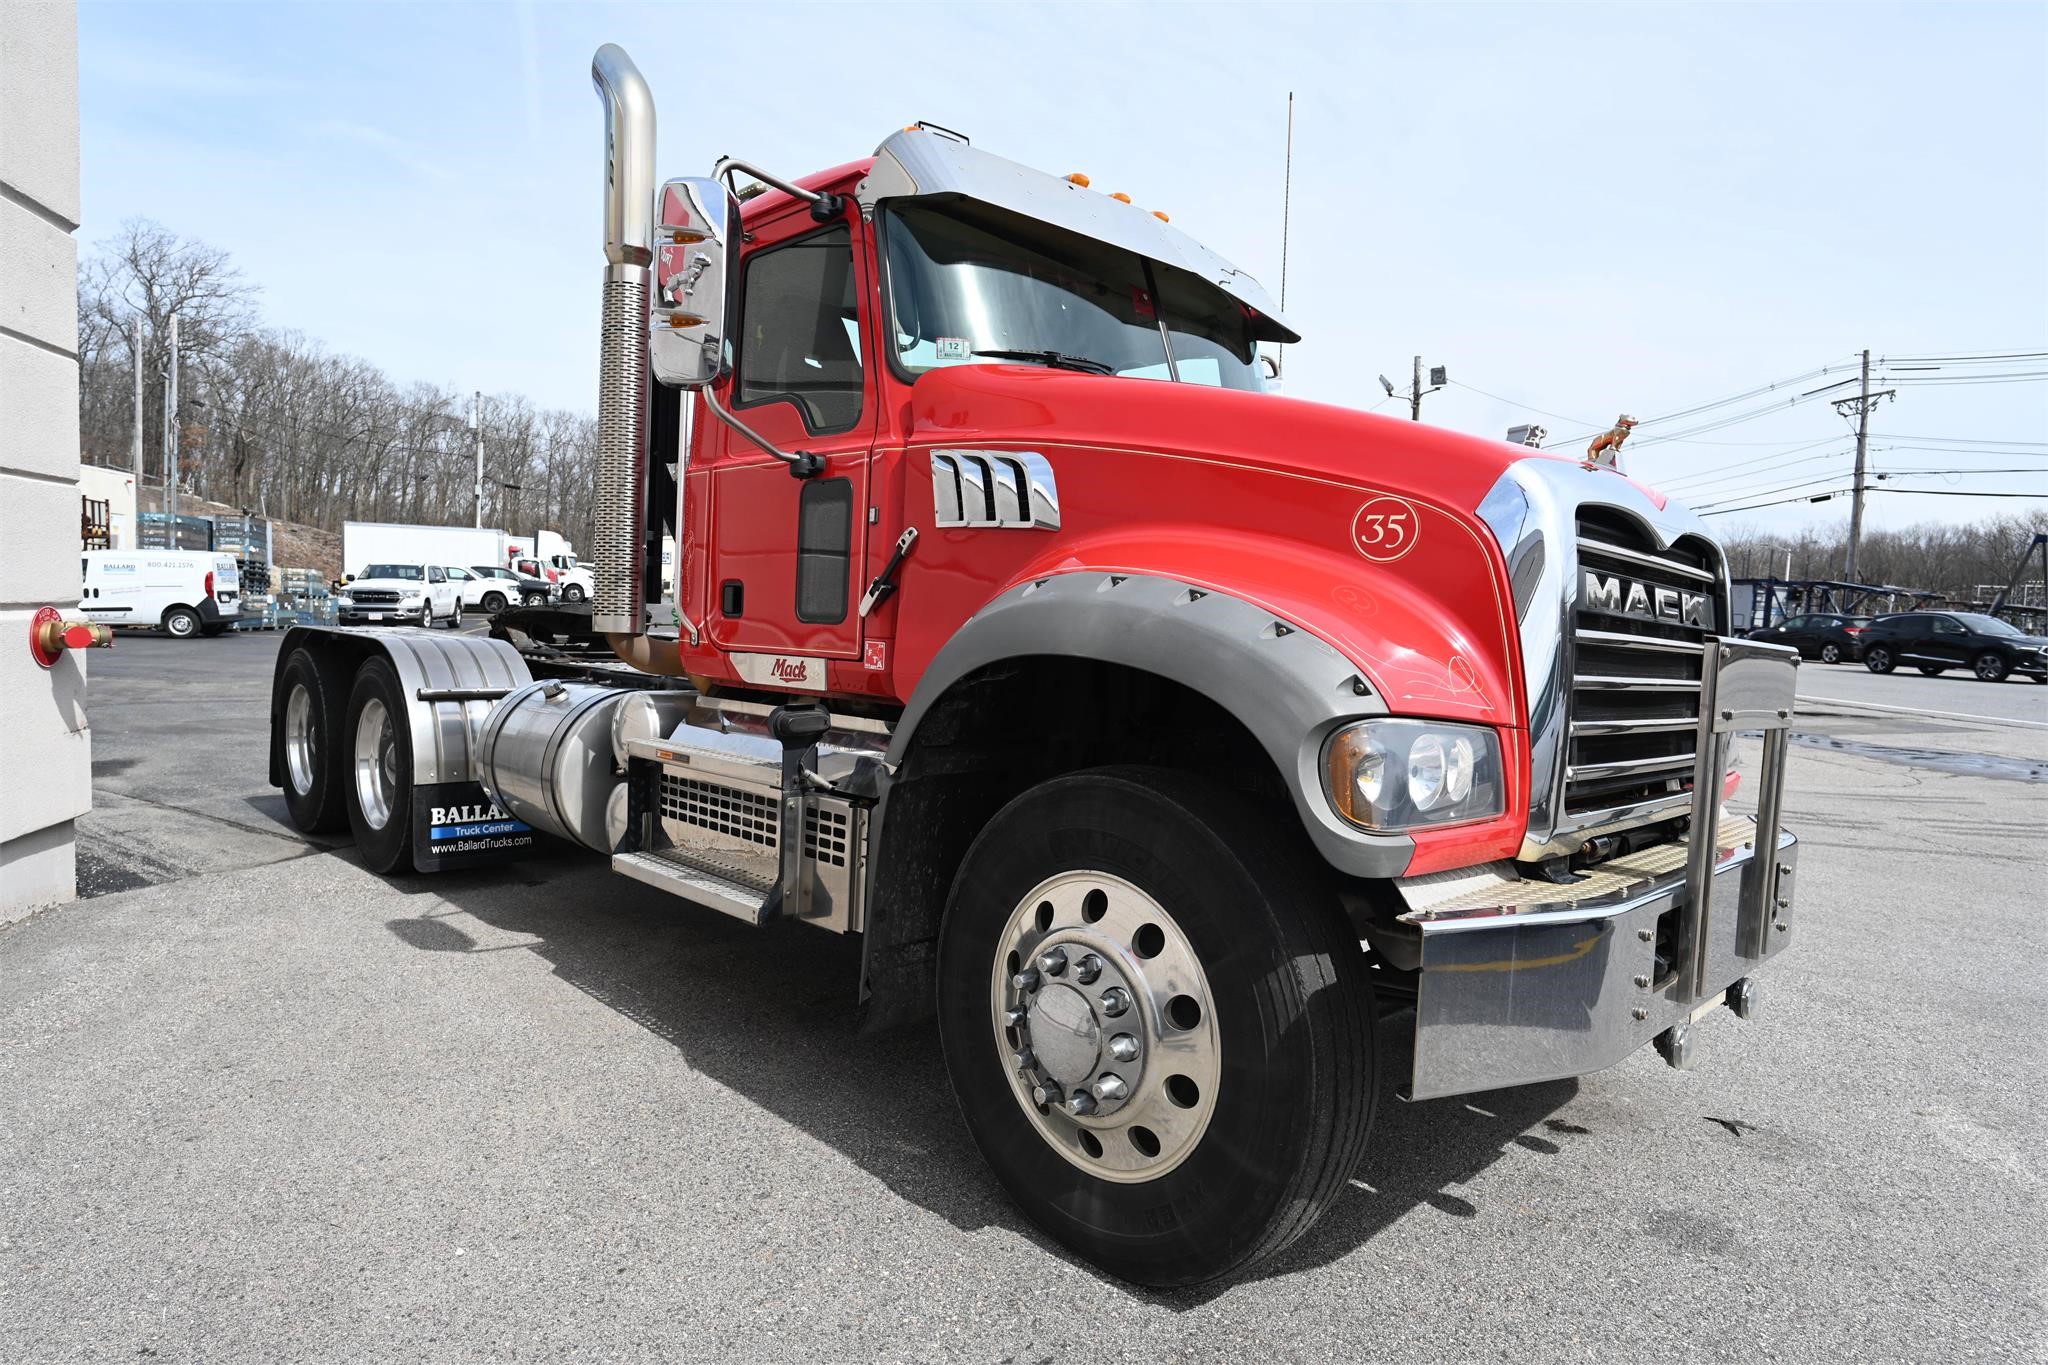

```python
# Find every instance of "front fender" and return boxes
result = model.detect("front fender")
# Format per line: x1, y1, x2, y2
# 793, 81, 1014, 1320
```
887, 571, 1418, 878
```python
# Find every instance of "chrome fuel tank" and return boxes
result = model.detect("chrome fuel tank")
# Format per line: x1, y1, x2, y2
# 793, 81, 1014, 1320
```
476, 680, 632, 851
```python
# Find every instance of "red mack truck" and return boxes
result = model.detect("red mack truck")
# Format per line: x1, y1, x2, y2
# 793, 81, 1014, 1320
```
266, 44, 1802, 1286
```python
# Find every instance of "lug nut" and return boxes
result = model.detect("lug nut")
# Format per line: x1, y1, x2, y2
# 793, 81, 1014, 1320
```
1108, 1033, 1140, 1063
1032, 1084, 1055, 1107
1012, 967, 1041, 993
1068, 1092, 1098, 1117
1074, 953, 1103, 984
1005, 1007, 1027, 1027
1091, 1074, 1128, 1103
1100, 987, 1131, 1018
1036, 947, 1069, 977
1014, 1049, 1036, 1071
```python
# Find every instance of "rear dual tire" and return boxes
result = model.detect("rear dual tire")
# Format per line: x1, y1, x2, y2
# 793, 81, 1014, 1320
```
279, 649, 352, 834
937, 767, 1377, 1288
343, 658, 413, 873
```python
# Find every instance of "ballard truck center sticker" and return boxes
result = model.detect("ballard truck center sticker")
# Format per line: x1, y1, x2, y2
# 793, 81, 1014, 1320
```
1351, 495, 1420, 563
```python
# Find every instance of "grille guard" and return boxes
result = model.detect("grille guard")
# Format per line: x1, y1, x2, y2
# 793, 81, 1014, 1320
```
1396, 636, 1800, 1101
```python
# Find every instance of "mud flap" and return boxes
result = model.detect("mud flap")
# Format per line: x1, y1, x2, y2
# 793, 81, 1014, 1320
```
410, 780, 538, 872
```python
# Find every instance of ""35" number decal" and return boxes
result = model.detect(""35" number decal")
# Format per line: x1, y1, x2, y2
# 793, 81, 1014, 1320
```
1351, 495, 1420, 562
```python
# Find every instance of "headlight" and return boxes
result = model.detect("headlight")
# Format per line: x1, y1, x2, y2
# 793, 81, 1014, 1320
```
335, 595, 353, 607
1325, 719, 1504, 831
401, 592, 425, 604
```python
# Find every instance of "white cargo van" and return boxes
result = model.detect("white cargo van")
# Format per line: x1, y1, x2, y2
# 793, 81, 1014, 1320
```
81, 551, 242, 638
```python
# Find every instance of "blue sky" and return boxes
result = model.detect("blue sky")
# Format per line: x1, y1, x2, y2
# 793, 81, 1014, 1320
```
77, 1, 2046, 537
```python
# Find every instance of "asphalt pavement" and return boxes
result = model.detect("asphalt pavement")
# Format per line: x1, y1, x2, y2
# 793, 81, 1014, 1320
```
1, 626, 2042, 1363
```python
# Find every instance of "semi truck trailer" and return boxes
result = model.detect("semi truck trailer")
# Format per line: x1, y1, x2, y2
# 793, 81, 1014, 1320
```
265, 44, 1803, 1287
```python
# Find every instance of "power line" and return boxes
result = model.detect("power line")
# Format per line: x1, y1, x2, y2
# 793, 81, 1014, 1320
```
1701, 484, 2047, 517
1444, 379, 1602, 429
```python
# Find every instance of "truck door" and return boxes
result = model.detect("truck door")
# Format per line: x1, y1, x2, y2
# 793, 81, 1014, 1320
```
705, 215, 874, 665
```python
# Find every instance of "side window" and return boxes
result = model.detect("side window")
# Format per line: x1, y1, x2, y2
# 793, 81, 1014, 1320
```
428, 566, 445, 584
447, 567, 470, 581
736, 222, 864, 434
1931, 616, 1962, 635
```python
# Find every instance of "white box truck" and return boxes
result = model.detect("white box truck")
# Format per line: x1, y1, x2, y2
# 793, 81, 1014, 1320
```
80, 551, 241, 638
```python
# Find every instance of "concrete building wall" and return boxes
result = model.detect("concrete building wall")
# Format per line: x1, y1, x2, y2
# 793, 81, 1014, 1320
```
0, 2, 88, 919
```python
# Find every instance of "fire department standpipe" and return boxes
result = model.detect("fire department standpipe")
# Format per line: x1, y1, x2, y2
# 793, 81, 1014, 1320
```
263, 42, 1803, 1287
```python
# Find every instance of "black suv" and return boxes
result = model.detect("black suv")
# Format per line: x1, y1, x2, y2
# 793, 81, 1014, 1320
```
1747, 612, 1872, 665
1859, 611, 2048, 683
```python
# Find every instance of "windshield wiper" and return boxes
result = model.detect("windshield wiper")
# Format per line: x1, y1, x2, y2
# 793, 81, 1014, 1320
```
972, 348, 1116, 376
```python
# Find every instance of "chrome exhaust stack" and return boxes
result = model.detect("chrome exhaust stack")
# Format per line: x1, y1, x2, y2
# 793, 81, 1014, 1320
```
589, 44, 654, 636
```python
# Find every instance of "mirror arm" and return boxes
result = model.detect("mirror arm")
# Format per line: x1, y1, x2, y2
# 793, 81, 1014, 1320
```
715, 156, 844, 223
701, 382, 824, 479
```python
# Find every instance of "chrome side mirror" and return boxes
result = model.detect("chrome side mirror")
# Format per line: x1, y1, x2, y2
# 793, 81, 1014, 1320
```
649, 177, 740, 388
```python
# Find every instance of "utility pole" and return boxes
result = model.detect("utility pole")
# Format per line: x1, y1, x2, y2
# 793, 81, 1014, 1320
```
470, 390, 484, 529
1832, 348, 1894, 583
164, 313, 180, 523
1380, 357, 1447, 420
130, 316, 144, 541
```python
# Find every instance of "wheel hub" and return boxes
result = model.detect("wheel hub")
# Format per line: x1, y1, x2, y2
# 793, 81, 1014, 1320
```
1026, 983, 1101, 1087
991, 871, 1221, 1182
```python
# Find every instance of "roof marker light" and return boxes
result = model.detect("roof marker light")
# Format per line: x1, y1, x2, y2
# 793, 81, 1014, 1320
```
1066, 172, 1090, 187
1110, 192, 1132, 204
1152, 210, 1170, 222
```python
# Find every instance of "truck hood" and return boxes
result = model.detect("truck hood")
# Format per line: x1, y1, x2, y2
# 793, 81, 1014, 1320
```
906, 363, 1635, 514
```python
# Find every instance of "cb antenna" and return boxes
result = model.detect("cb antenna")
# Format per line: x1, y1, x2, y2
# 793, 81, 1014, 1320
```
1275, 91, 1293, 384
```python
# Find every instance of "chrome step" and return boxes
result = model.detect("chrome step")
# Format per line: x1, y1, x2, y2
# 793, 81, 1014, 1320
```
612, 846, 773, 925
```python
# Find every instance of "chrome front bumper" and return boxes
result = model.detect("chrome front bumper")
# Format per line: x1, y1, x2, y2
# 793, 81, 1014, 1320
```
1398, 636, 1801, 1101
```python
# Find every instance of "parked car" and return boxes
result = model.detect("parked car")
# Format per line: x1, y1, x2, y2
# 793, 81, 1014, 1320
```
1746, 613, 1872, 665
79, 550, 241, 639
463, 564, 554, 612
336, 563, 462, 628
1859, 611, 2048, 683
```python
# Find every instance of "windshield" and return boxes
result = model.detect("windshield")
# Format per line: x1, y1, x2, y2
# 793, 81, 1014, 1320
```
883, 199, 1266, 392
361, 564, 423, 581
1951, 613, 2023, 637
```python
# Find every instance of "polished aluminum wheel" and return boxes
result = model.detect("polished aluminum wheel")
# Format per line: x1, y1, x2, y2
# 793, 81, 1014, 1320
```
352, 697, 398, 831
990, 870, 1220, 1182
283, 682, 316, 795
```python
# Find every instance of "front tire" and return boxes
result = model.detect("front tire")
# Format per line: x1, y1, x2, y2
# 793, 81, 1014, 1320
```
480, 590, 507, 614
561, 583, 586, 604
1865, 646, 1895, 674
1820, 643, 1843, 664
937, 767, 1377, 1287
1974, 652, 2009, 683
343, 658, 414, 873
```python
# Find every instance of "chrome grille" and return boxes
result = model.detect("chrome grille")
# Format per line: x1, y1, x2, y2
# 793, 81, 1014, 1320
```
1563, 510, 1723, 830
350, 590, 400, 605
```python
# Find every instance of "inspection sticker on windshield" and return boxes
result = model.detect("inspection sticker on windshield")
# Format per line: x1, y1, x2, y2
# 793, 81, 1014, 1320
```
935, 336, 969, 360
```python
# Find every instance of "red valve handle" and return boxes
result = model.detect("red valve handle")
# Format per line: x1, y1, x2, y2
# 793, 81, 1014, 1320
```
29, 605, 114, 668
